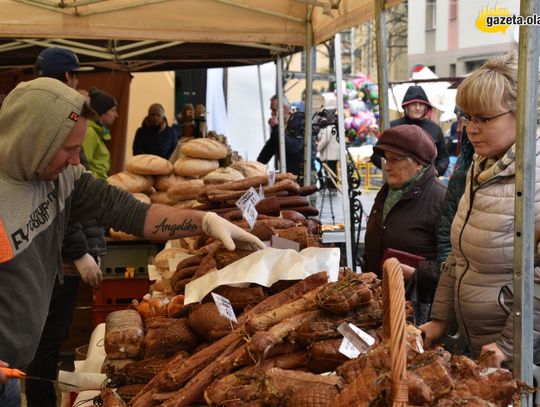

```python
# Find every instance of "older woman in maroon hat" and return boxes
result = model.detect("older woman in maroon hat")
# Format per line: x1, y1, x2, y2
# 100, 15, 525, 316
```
362, 124, 447, 324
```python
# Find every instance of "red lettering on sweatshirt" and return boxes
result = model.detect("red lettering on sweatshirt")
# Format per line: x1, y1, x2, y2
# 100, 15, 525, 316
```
0, 218, 14, 263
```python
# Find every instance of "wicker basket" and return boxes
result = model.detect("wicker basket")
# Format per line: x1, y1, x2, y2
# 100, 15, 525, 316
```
382, 257, 408, 406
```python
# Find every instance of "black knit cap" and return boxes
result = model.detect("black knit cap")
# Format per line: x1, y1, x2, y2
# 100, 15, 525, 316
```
89, 87, 117, 115
374, 124, 437, 166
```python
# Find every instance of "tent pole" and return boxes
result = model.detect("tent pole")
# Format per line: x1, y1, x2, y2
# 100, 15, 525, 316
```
277, 55, 287, 173
304, 7, 314, 187
334, 33, 353, 269
257, 64, 268, 142
375, 0, 389, 132
514, 0, 538, 401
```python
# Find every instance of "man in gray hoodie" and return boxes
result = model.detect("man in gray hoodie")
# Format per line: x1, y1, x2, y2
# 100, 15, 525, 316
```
0, 77, 265, 405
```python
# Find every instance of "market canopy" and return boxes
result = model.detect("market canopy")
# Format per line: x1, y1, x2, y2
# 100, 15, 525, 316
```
0, 0, 403, 72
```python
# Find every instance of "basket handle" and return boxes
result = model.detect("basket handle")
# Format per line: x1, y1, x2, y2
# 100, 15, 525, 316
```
382, 257, 408, 406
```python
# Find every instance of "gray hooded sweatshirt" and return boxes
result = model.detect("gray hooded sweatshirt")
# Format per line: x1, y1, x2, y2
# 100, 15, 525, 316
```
0, 78, 149, 368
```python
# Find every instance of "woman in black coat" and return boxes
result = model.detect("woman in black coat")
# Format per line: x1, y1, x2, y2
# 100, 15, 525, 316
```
362, 124, 447, 324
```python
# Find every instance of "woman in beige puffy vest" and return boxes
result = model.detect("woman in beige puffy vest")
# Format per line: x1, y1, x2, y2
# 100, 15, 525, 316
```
421, 51, 540, 369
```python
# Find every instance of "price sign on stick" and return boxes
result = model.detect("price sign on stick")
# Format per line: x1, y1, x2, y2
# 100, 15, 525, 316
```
235, 187, 262, 212
242, 202, 258, 229
268, 169, 275, 187
211, 292, 237, 323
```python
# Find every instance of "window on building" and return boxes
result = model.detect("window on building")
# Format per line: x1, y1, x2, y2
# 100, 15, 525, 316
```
426, 0, 437, 30
428, 65, 436, 74
450, 63, 456, 77
465, 60, 485, 73
449, 0, 458, 20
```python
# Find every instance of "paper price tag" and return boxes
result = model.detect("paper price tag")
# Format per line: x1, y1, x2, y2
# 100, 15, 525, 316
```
235, 187, 262, 212
339, 337, 360, 359
348, 323, 376, 347
268, 169, 275, 187
258, 184, 265, 199
242, 201, 258, 229
337, 322, 375, 357
211, 292, 237, 323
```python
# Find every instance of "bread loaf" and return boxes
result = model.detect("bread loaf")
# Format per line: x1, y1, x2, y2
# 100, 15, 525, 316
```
230, 160, 267, 178
173, 199, 200, 209
154, 173, 186, 191
132, 193, 151, 204
104, 310, 144, 359
180, 138, 228, 159
167, 179, 205, 201
150, 191, 178, 206
107, 172, 154, 193
203, 167, 244, 185
126, 154, 174, 175
174, 157, 219, 177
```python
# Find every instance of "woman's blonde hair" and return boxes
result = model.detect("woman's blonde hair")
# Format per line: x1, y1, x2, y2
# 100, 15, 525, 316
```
456, 51, 518, 114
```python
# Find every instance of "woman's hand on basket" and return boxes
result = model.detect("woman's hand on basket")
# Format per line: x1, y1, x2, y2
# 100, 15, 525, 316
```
479, 342, 508, 368
419, 320, 448, 349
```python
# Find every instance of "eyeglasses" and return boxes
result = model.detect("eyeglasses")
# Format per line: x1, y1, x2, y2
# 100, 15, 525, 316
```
457, 110, 513, 126
384, 155, 410, 165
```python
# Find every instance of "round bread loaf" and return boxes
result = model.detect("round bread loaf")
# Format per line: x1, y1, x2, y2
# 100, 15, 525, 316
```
150, 191, 178, 206
174, 157, 219, 177
132, 192, 151, 204
230, 160, 267, 178
174, 199, 200, 209
107, 172, 154, 193
203, 167, 244, 185
180, 138, 228, 159
126, 154, 173, 175
167, 179, 205, 201
154, 173, 187, 191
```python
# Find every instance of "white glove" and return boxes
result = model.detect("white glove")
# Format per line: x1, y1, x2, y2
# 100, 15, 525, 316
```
202, 212, 266, 251
74, 253, 103, 287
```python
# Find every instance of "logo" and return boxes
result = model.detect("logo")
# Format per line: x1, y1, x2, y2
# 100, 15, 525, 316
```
68, 111, 80, 122
476, 3, 511, 33
476, 3, 540, 33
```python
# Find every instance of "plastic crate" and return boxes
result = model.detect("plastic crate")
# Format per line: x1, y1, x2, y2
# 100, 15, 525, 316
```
101, 242, 159, 279
92, 278, 149, 327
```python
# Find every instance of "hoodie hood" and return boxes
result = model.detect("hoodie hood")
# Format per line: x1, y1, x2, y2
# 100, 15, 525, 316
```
401, 85, 433, 110
0, 77, 86, 182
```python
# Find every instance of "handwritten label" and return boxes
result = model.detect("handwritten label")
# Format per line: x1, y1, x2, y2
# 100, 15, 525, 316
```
337, 322, 375, 358
339, 337, 360, 359
235, 187, 262, 212
211, 292, 237, 323
268, 169, 275, 187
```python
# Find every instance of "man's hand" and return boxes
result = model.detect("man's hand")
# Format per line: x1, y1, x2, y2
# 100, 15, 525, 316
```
74, 254, 102, 287
202, 212, 266, 251
480, 342, 508, 368
419, 319, 449, 349
0, 360, 8, 383
268, 115, 278, 127
400, 263, 416, 283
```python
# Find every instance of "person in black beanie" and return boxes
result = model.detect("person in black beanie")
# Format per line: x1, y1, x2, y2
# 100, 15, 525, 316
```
82, 87, 118, 179
371, 85, 449, 176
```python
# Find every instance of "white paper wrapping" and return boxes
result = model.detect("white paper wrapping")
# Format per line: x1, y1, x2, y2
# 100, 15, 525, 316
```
184, 247, 340, 304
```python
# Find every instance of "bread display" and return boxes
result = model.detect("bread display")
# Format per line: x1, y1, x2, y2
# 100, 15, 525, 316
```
132, 193, 151, 204
149, 191, 179, 206
104, 310, 144, 359
173, 157, 219, 177
126, 154, 174, 175
180, 138, 228, 160
107, 172, 154, 193
203, 167, 244, 185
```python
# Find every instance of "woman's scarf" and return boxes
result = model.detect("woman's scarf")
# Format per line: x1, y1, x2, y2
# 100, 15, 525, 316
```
473, 143, 516, 186
382, 166, 428, 221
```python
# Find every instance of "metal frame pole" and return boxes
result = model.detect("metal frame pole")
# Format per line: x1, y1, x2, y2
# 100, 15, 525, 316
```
304, 8, 314, 186
276, 56, 287, 173
257, 64, 268, 142
514, 0, 539, 401
375, 0, 389, 132
334, 33, 353, 269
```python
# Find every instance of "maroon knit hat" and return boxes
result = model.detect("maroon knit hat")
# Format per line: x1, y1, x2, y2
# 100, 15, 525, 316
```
373, 124, 437, 165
